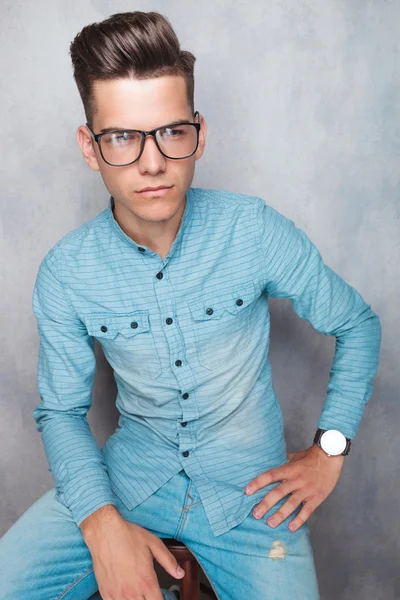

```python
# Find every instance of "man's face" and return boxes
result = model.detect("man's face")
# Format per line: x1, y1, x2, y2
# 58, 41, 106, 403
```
77, 74, 206, 223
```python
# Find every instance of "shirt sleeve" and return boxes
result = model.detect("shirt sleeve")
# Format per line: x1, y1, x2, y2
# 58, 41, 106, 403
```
253, 198, 382, 440
31, 246, 117, 526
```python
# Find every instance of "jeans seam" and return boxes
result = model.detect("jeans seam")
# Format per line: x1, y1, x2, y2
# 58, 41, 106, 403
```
56, 566, 94, 599
174, 480, 193, 539
187, 500, 202, 510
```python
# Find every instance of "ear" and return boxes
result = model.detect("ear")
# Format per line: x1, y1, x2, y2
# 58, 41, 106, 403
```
194, 112, 207, 161
76, 125, 101, 171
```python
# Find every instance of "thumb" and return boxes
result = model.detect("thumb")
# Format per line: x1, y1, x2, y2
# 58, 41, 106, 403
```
151, 538, 185, 579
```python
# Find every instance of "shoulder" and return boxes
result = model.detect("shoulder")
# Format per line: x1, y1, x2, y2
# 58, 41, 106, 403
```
193, 186, 291, 218
37, 206, 109, 276
192, 186, 258, 210
193, 186, 295, 232
190, 186, 264, 228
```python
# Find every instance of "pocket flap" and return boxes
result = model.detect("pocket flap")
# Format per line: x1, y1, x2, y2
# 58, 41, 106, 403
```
85, 310, 150, 339
188, 282, 256, 321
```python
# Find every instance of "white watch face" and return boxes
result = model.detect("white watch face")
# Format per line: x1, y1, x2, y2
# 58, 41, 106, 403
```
320, 430, 347, 455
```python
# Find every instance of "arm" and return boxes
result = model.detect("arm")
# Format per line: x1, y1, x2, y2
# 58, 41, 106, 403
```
32, 247, 185, 595
243, 198, 382, 532
253, 198, 382, 440
32, 246, 118, 528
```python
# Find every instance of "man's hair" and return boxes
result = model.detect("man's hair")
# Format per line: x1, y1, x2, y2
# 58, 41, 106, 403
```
69, 11, 196, 129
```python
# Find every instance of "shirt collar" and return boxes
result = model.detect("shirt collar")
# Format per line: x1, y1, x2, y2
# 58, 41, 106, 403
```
106, 187, 195, 259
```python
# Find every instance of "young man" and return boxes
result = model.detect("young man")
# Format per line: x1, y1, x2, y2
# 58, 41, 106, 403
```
0, 10, 381, 600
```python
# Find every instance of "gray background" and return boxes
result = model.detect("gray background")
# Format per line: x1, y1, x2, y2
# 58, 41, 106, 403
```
1, 1, 399, 599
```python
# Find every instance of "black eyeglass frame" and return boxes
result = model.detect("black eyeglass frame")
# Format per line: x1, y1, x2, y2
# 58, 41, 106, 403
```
86, 110, 201, 167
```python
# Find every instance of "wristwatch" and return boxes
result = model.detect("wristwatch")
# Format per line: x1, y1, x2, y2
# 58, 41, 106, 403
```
313, 428, 352, 456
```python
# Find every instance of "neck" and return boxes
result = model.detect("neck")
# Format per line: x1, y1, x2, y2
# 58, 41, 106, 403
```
111, 195, 186, 259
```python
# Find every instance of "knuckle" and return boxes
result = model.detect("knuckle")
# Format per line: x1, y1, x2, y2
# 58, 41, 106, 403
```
262, 493, 274, 506
310, 493, 321, 505
295, 475, 306, 487
258, 501, 268, 512
305, 490, 319, 503
297, 513, 306, 523
301, 505, 312, 518
308, 501, 318, 512
286, 496, 298, 509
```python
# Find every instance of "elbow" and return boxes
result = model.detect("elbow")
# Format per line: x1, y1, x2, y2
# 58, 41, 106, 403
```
357, 307, 382, 352
365, 306, 382, 338
33, 398, 89, 432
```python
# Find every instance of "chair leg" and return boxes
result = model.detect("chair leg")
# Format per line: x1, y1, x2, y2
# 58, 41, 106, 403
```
180, 558, 200, 600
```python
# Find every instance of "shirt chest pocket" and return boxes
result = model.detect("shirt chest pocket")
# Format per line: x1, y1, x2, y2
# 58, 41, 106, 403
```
85, 310, 162, 379
188, 282, 257, 371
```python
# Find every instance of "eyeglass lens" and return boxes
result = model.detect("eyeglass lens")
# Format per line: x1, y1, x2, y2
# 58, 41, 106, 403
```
100, 123, 198, 165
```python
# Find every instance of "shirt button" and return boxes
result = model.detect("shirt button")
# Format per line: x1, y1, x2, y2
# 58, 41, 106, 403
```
100, 325, 107, 332
181, 422, 187, 427
182, 451, 189, 457
166, 317, 173, 325
138, 247, 145, 252
130, 321, 138, 329
156, 272, 163, 279
182, 393, 189, 399
206, 307, 213, 315
175, 360, 182, 367
236, 298, 243, 306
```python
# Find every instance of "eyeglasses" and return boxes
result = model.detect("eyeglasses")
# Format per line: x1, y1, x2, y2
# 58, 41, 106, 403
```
86, 111, 201, 167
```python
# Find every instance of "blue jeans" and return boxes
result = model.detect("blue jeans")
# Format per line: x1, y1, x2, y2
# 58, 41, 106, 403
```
0, 469, 320, 599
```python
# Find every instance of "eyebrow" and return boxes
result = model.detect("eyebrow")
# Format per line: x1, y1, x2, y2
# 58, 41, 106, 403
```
99, 118, 191, 134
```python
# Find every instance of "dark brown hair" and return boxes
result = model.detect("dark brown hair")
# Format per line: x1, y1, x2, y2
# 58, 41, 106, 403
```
69, 11, 196, 129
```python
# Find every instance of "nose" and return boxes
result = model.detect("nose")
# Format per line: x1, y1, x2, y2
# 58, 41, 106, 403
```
138, 132, 166, 173
143, 132, 164, 156
143, 133, 161, 154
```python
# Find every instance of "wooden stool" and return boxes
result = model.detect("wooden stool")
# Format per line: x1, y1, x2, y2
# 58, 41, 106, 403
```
162, 538, 217, 600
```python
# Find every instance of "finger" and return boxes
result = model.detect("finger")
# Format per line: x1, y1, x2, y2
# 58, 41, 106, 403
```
245, 465, 292, 494
151, 536, 185, 579
252, 480, 298, 519
287, 500, 317, 532
265, 492, 304, 528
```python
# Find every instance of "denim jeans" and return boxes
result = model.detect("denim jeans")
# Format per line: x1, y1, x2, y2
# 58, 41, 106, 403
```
0, 469, 320, 599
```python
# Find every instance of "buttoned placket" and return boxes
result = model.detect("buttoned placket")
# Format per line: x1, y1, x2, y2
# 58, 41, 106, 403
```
141, 248, 200, 464
108, 192, 201, 466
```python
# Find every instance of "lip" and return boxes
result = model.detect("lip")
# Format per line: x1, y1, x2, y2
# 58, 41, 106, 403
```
137, 185, 173, 195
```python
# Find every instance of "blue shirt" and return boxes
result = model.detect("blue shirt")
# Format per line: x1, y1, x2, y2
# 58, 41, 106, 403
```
32, 186, 382, 537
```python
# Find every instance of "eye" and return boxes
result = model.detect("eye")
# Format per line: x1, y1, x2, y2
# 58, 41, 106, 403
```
113, 132, 132, 143
104, 131, 140, 145
159, 126, 185, 138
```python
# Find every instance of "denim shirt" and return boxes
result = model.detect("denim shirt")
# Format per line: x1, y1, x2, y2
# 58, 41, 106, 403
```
31, 186, 382, 537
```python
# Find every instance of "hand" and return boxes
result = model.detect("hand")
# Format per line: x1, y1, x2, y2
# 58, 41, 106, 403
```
244, 443, 345, 532
83, 511, 185, 600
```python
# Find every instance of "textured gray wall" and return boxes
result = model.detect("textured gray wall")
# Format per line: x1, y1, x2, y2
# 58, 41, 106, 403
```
1, 1, 399, 599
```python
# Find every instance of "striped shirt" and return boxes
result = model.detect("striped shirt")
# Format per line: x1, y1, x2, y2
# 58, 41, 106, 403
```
31, 186, 382, 536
